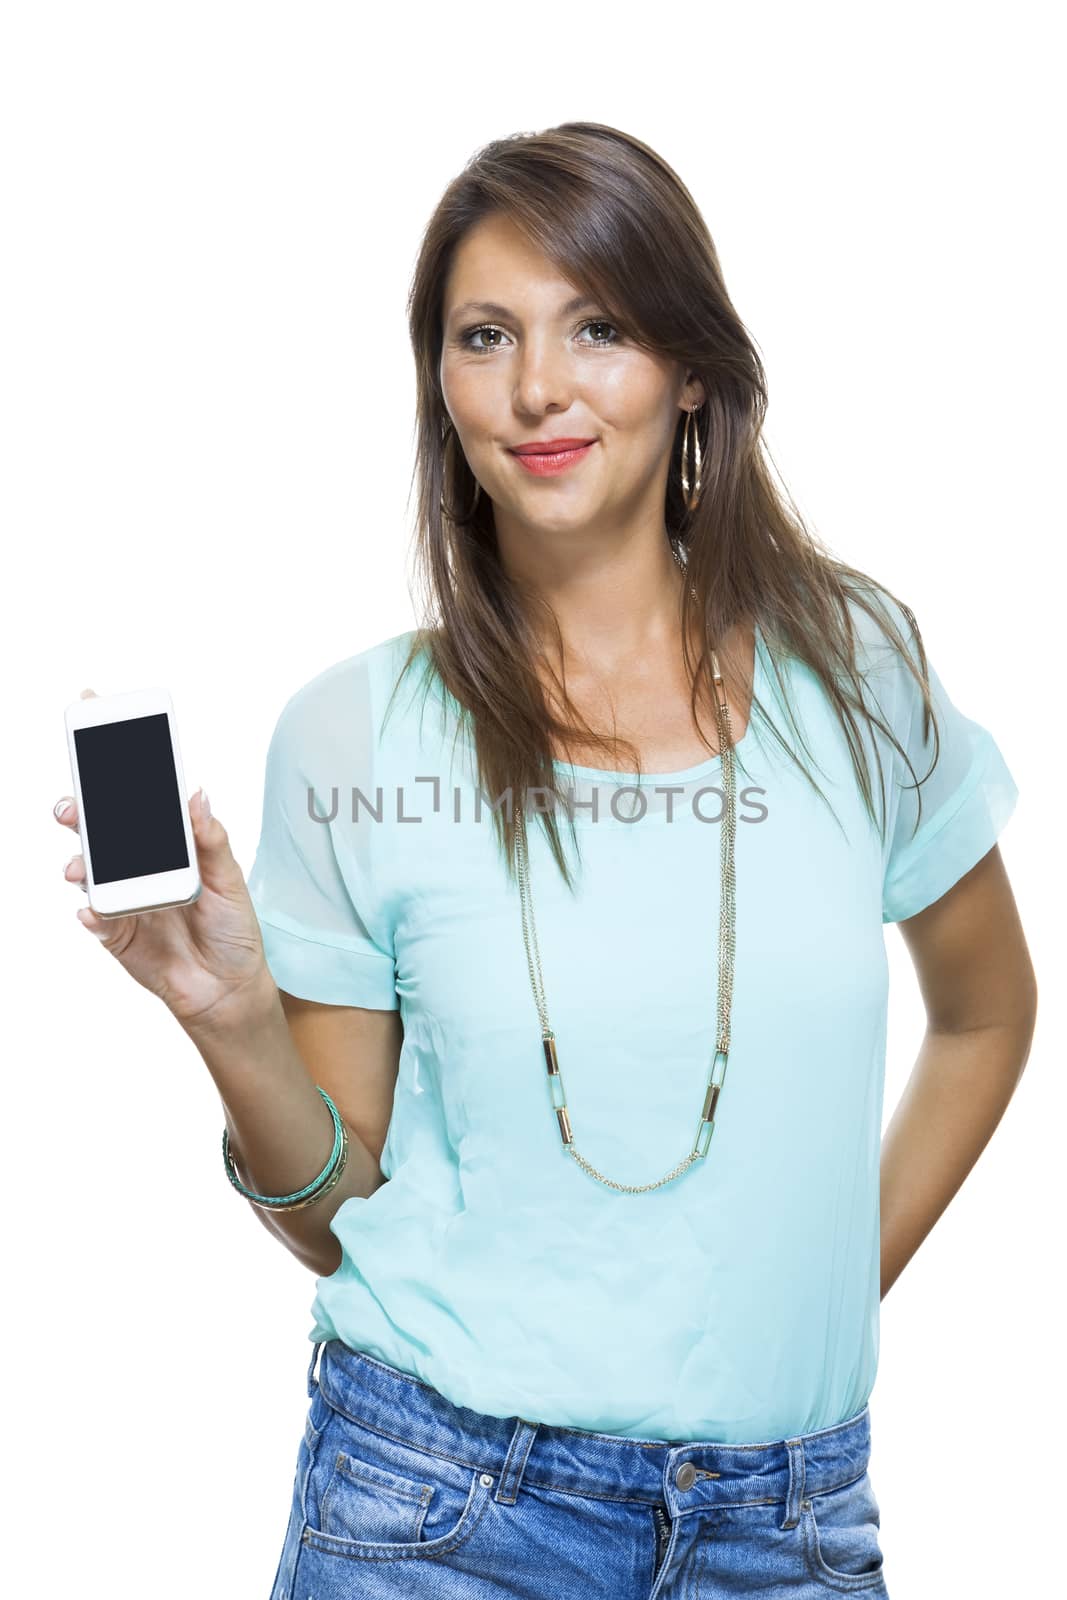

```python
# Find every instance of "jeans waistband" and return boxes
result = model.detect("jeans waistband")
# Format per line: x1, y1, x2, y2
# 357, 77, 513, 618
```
307, 1340, 872, 1526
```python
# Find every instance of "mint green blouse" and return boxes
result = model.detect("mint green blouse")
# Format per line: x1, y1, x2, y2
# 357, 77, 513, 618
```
247, 594, 1018, 1444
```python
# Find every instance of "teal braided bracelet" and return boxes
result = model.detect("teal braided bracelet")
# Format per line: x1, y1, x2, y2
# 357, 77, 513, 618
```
222, 1086, 349, 1211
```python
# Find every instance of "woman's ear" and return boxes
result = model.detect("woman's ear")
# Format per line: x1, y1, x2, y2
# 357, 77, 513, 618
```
681, 372, 707, 411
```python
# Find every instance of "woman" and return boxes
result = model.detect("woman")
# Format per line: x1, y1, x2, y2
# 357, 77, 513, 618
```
56, 123, 1036, 1598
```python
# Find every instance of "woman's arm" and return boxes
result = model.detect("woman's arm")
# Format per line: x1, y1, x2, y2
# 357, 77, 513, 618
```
189, 983, 403, 1277
879, 843, 1037, 1299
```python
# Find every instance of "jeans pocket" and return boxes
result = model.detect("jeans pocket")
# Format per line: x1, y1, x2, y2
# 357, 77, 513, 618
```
302, 1395, 495, 1562
800, 1469, 888, 1592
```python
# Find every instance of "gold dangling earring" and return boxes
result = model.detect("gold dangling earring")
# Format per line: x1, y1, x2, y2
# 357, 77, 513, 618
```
439, 420, 483, 524
680, 405, 704, 512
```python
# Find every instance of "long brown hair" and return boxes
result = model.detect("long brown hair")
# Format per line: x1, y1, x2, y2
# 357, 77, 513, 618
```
385, 120, 937, 892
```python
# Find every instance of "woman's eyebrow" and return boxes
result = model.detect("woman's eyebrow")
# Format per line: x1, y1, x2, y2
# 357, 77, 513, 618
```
446, 293, 599, 326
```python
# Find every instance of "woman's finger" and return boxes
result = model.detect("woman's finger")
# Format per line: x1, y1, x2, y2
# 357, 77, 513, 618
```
54, 797, 79, 830
76, 904, 122, 941
55, 692, 96, 830
62, 854, 88, 893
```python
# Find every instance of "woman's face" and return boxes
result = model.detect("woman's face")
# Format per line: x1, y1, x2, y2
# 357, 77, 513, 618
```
439, 212, 704, 549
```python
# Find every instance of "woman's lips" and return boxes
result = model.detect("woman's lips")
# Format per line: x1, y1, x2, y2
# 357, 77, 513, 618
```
508, 441, 597, 476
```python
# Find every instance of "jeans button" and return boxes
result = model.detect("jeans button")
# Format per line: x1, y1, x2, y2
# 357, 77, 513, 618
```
675, 1461, 697, 1490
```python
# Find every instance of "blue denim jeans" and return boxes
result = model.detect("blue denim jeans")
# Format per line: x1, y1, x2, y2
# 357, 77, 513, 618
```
268, 1339, 889, 1598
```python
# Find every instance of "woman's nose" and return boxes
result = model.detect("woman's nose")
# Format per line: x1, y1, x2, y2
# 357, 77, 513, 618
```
512, 338, 575, 414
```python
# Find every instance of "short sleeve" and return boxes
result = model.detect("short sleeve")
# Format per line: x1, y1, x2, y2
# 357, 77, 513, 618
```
246, 651, 399, 1009
875, 604, 1019, 924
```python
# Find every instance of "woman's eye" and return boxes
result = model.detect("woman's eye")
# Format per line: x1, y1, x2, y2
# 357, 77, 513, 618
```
577, 319, 620, 347
467, 326, 508, 352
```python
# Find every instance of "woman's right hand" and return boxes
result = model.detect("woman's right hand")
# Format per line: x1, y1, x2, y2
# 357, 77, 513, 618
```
56, 689, 276, 1035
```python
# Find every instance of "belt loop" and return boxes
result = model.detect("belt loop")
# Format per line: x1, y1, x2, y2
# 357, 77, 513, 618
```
494, 1420, 539, 1505
306, 1340, 324, 1397
780, 1436, 806, 1530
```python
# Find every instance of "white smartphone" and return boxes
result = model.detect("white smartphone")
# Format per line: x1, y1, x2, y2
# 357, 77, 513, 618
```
64, 687, 202, 917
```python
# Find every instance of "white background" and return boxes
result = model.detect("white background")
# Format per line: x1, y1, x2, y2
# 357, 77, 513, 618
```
5, 3, 1061, 1594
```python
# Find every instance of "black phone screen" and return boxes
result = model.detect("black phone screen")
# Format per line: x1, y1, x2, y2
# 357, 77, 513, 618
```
74, 712, 190, 884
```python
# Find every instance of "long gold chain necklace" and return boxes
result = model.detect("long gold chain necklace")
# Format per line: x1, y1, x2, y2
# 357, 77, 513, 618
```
514, 542, 738, 1193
